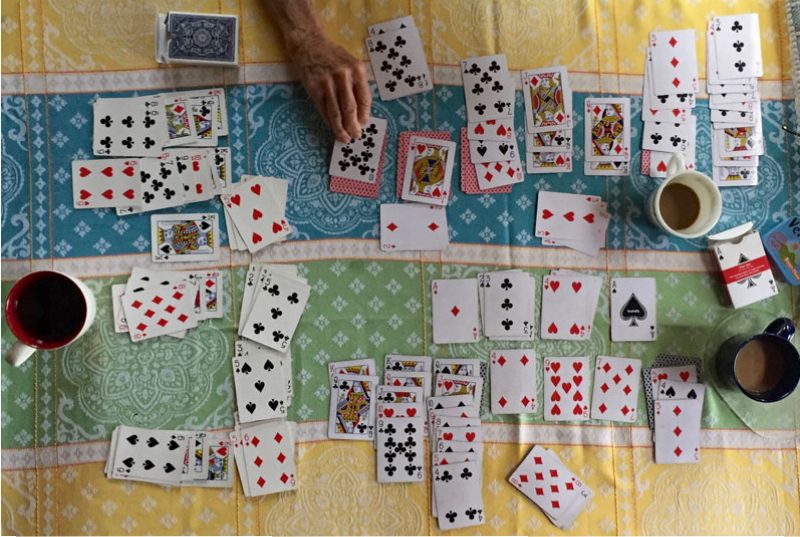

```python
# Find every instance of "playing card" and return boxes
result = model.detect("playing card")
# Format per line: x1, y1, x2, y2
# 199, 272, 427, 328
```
654, 398, 703, 464
535, 192, 607, 244
584, 98, 630, 162
162, 96, 199, 146
165, 12, 239, 66
328, 374, 378, 440
543, 357, 590, 421
714, 126, 762, 158
526, 151, 572, 174
482, 271, 535, 339
522, 66, 572, 132
649, 365, 698, 387
433, 358, 481, 377
583, 160, 630, 177
380, 203, 449, 251
401, 136, 456, 206
328, 117, 388, 183
525, 130, 573, 152
431, 279, 480, 344
222, 176, 290, 253
377, 385, 423, 404
713, 14, 763, 80
327, 358, 376, 382
368, 15, 415, 36
330, 129, 388, 199
186, 97, 218, 147
590, 356, 641, 422
232, 340, 287, 423
111, 283, 129, 333
468, 138, 519, 164
376, 417, 425, 483
610, 277, 657, 342
434, 373, 483, 407
474, 159, 524, 190
151, 213, 220, 263
385, 354, 431, 372
163, 148, 216, 203
641, 120, 694, 153
110, 426, 188, 483
713, 165, 758, 187
490, 349, 537, 414
164, 88, 228, 136
242, 269, 310, 352
385, 370, 432, 397
461, 54, 514, 121
432, 461, 485, 530
656, 380, 706, 402
396, 131, 451, 196
117, 155, 186, 215
467, 118, 515, 141
93, 95, 167, 157
72, 159, 140, 209
122, 281, 198, 341
648, 29, 699, 95
241, 420, 297, 495
459, 128, 512, 195
187, 271, 223, 320
365, 25, 432, 100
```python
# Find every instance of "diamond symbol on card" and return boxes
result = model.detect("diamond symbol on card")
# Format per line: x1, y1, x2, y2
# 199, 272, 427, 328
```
534, 471, 543, 480
173, 291, 183, 300
622, 405, 631, 415
550, 485, 559, 493
493, 162, 503, 172
451, 306, 460, 317
428, 222, 439, 232
549, 469, 558, 478
535, 487, 544, 495
274, 433, 283, 443
165, 305, 175, 314
144, 309, 155, 318
593, 105, 601, 115
257, 477, 266, 488
280, 473, 289, 484
497, 355, 506, 366
157, 318, 168, 327
566, 482, 574, 490
177, 314, 188, 322
614, 145, 622, 154
672, 77, 681, 88
602, 363, 611, 373
601, 383, 609, 393
387, 222, 398, 232
498, 396, 507, 408
277, 452, 286, 463
520, 355, 529, 366
533, 457, 542, 465
252, 436, 260, 447
669, 36, 678, 47
598, 403, 607, 414
673, 446, 683, 457
670, 57, 679, 68
519, 474, 529, 483
623, 385, 632, 396
521, 396, 530, 407
153, 296, 163, 305
484, 171, 494, 182
552, 500, 561, 509
131, 300, 142, 309
136, 322, 147, 331
555, 112, 564, 122
673, 426, 682, 437
613, 374, 621, 384
254, 456, 263, 467
625, 364, 634, 375
673, 406, 682, 416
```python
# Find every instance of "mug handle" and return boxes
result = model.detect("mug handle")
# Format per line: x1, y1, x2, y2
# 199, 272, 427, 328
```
5, 342, 36, 367
764, 317, 795, 341
666, 153, 685, 177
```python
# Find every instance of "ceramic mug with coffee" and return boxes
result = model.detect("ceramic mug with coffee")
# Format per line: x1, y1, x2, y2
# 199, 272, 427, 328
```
715, 317, 800, 403
4, 271, 96, 367
648, 153, 722, 239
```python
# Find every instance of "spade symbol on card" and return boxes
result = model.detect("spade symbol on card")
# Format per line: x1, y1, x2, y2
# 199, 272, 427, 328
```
240, 362, 252, 374
146, 437, 159, 448
664, 386, 676, 398
264, 360, 274, 371
126, 435, 139, 445
123, 457, 135, 468
255, 380, 265, 392
687, 389, 698, 399
143, 460, 155, 470
620, 293, 647, 327
246, 402, 257, 414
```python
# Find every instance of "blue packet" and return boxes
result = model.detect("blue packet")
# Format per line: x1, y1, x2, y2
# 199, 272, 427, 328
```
763, 217, 800, 285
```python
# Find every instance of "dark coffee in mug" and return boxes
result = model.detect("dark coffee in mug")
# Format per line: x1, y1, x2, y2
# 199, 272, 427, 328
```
734, 338, 786, 394
658, 182, 701, 231
10, 272, 87, 346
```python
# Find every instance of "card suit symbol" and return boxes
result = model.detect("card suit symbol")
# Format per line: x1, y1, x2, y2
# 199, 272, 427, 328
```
263, 359, 274, 372
245, 402, 257, 413
123, 189, 135, 199
731, 20, 743, 32
241, 362, 252, 374
287, 292, 299, 304
735, 60, 746, 72
270, 221, 284, 234
126, 434, 139, 445
252, 232, 263, 244
670, 57, 679, 68
563, 211, 575, 222
101, 189, 114, 200
146, 437, 159, 448
143, 116, 156, 128
167, 439, 181, 451
601, 382, 609, 393
252, 322, 265, 334
679, 371, 690, 382
445, 511, 458, 524
450, 306, 460, 317
551, 404, 561, 415
268, 399, 280, 411
443, 432, 453, 441
250, 183, 261, 196
650, 133, 663, 145
571, 281, 582, 293
672, 405, 683, 416
671, 77, 681, 88
547, 322, 558, 334
498, 396, 508, 408
598, 402, 607, 414
573, 390, 583, 402
427, 222, 439, 232
476, 144, 488, 157
143, 460, 155, 470
444, 380, 454, 390
573, 403, 584, 416
500, 298, 513, 310
272, 330, 285, 342
669, 135, 683, 147
100, 115, 113, 128
498, 143, 509, 155
542, 209, 554, 220
657, 160, 668, 172
501, 318, 513, 331
99, 136, 113, 149
497, 355, 507, 366
550, 375, 561, 387
569, 323, 580, 335
673, 426, 682, 437
583, 213, 595, 224
79, 189, 92, 200
163, 187, 176, 200
122, 457, 135, 468
121, 136, 134, 149
474, 123, 485, 135
254, 380, 265, 392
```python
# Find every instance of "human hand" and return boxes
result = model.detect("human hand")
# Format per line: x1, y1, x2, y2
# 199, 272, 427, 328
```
287, 33, 372, 142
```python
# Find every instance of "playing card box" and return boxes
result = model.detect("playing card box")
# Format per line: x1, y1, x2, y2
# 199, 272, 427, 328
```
708, 223, 778, 308
156, 12, 239, 66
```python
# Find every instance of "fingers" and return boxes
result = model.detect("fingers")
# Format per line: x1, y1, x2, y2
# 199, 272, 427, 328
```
321, 77, 350, 143
352, 63, 372, 126
334, 69, 362, 140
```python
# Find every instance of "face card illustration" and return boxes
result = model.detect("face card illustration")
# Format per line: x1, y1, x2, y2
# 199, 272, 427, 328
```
111, 283, 129, 333
610, 277, 657, 342
189, 98, 218, 146
376, 417, 425, 483
377, 385, 423, 404
327, 359, 376, 382
122, 281, 198, 341
385, 370, 432, 397
543, 357, 590, 421
72, 159, 140, 209
328, 374, 378, 440
93, 95, 167, 158
151, 213, 220, 263
434, 373, 483, 407
490, 349, 537, 414
522, 66, 572, 132
526, 152, 573, 174
401, 136, 456, 206
584, 98, 631, 162
461, 54, 515, 122
654, 398, 702, 464
431, 279, 480, 344
163, 96, 198, 146
590, 356, 641, 422
328, 117, 388, 183
365, 25, 432, 100
525, 129, 573, 152
385, 354, 432, 373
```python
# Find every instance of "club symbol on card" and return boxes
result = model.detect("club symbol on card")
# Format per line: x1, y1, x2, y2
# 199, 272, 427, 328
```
735, 61, 747, 72
650, 133, 662, 145
445, 512, 458, 524
287, 292, 299, 304
252, 322, 265, 334
270, 307, 282, 319
143, 116, 155, 128
272, 330, 285, 342
731, 20, 743, 32
500, 298, 513, 311
267, 285, 280, 296
733, 40, 744, 52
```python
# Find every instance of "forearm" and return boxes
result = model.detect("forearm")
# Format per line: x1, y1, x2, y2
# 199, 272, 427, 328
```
264, 0, 325, 50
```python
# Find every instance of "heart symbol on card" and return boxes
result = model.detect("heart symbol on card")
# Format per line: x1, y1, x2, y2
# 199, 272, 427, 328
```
79, 190, 91, 200
443, 432, 453, 441
573, 362, 583, 373
384, 409, 394, 417
272, 222, 283, 233
417, 144, 426, 153
252, 208, 263, 220
657, 161, 668, 172
583, 213, 595, 224
101, 189, 114, 199
550, 375, 561, 387
230, 194, 241, 206
122, 166, 135, 177
192, 161, 200, 172
123, 189, 135, 199
79, 167, 91, 177
250, 184, 261, 195
542, 209, 553, 220
444, 380, 454, 390
561, 382, 572, 393
573, 375, 583, 386
432, 187, 442, 197
551, 362, 561, 373
571, 282, 582, 293
573, 390, 583, 401
406, 408, 416, 417
195, 184, 203, 194
465, 432, 476, 442
252, 232, 263, 244
474, 124, 485, 135
563, 211, 575, 222
679, 371, 690, 382
569, 323, 580, 335
573, 404, 584, 416
101, 167, 114, 177
551, 404, 561, 415
497, 125, 507, 137
547, 322, 558, 334
550, 391, 561, 402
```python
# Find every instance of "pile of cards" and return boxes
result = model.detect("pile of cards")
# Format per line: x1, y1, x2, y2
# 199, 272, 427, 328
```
328, 117, 389, 199
642, 357, 700, 431
522, 66, 574, 174
379, 203, 449, 251
93, 88, 228, 158
73, 146, 231, 214
478, 270, 535, 341
641, 29, 698, 178
535, 191, 610, 256
583, 97, 631, 176
112, 267, 224, 342
230, 418, 297, 497
644, 363, 706, 464
429, 392, 485, 530
328, 359, 379, 442
707, 14, 763, 187
365, 16, 432, 101
106, 425, 233, 488
509, 445, 593, 529
232, 338, 294, 424
221, 175, 291, 253
156, 11, 239, 67
460, 55, 523, 190
237, 263, 310, 352
540, 270, 603, 341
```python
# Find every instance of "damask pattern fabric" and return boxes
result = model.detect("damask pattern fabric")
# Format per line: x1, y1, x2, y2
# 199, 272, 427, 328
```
1, 0, 799, 535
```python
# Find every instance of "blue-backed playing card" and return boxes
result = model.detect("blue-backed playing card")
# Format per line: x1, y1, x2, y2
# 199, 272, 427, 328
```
158, 11, 239, 66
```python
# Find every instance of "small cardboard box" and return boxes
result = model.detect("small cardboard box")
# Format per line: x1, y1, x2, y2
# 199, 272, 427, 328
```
763, 217, 800, 286
708, 223, 778, 308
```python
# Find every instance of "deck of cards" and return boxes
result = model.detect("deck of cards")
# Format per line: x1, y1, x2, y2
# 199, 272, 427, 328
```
522, 66, 574, 175
112, 267, 224, 341
156, 11, 239, 66
221, 175, 291, 253
535, 191, 610, 257
365, 17, 432, 101
106, 426, 233, 488
509, 445, 593, 529
461, 55, 524, 191
707, 14, 763, 187
584, 96, 631, 176
238, 263, 310, 352
640, 29, 698, 178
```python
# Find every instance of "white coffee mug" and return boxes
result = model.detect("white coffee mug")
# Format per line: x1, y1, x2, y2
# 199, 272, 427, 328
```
4, 271, 96, 367
648, 153, 722, 239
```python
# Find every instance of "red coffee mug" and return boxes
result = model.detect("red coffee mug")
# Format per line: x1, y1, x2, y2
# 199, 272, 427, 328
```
4, 271, 96, 366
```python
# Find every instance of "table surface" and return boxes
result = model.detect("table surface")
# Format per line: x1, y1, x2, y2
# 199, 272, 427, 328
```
1, 0, 799, 535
